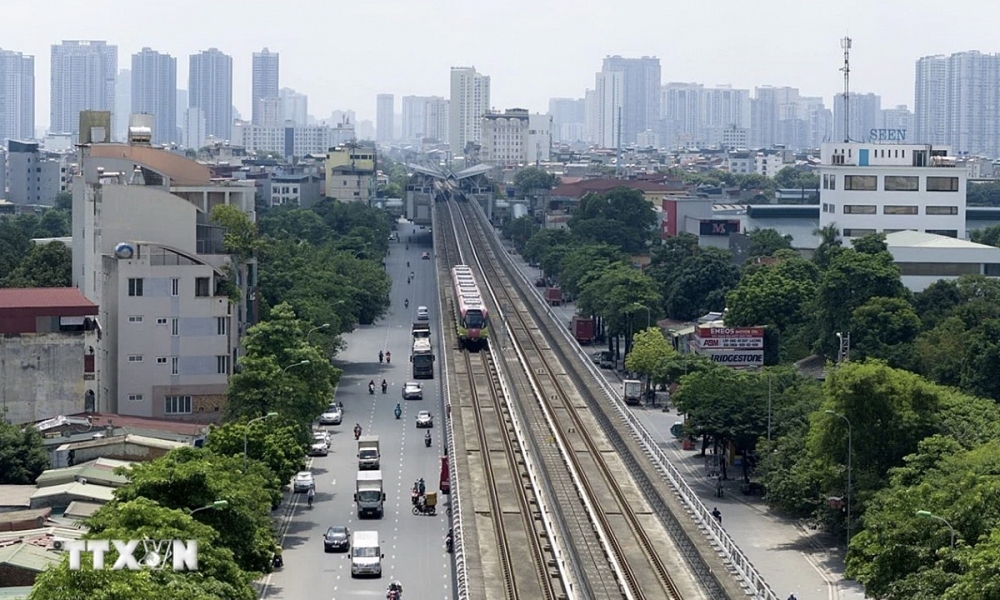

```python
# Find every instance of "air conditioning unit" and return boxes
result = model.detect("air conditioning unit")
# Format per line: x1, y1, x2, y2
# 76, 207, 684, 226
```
77, 477, 88, 485
53, 539, 66, 551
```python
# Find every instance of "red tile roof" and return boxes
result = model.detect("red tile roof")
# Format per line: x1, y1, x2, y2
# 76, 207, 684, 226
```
0, 288, 97, 312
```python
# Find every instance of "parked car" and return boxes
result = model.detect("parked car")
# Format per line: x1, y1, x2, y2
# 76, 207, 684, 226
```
402, 382, 423, 400
319, 405, 342, 425
324, 526, 350, 552
293, 471, 315, 492
308, 441, 329, 457
313, 431, 331, 448
415, 410, 434, 428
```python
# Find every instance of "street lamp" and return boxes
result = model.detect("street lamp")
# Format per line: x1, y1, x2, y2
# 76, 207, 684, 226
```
244, 412, 278, 472
283, 360, 310, 373
825, 410, 853, 548
916, 510, 956, 548
190, 500, 229, 516
306, 323, 330, 344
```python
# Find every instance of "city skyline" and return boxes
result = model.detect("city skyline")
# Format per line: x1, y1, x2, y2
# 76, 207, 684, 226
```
3, 0, 1000, 129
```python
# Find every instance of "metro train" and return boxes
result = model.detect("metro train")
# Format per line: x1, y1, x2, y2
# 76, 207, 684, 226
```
451, 265, 490, 349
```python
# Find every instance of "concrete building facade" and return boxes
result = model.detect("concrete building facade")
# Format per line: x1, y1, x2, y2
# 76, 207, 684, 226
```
449, 67, 490, 156
376, 94, 394, 143
72, 143, 255, 420
0, 48, 35, 143
481, 109, 551, 166
325, 144, 376, 203
189, 49, 233, 141
885, 230, 1000, 292
600, 56, 661, 146
5, 140, 64, 206
280, 88, 307, 126
50, 41, 117, 138
114, 69, 131, 142
818, 142, 967, 240
251, 48, 279, 126
131, 48, 177, 145
269, 174, 322, 207
0, 288, 99, 425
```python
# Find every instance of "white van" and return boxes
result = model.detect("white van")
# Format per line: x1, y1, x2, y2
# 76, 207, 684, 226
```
349, 530, 383, 578
416, 306, 429, 321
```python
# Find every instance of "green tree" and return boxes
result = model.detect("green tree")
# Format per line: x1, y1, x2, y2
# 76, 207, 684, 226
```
812, 224, 844, 270
912, 316, 968, 387
211, 204, 260, 262
625, 327, 678, 387
204, 418, 306, 485
959, 318, 1000, 401
848, 297, 921, 365
577, 264, 661, 354
522, 228, 571, 274
34, 209, 70, 238
966, 181, 1000, 207
114, 448, 278, 573
773, 166, 820, 191
513, 166, 557, 196
501, 215, 538, 253
0, 422, 49, 484
747, 228, 793, 258
1, 241, 72, 288
29, 497, 254, 600
54, 191, 73, 212
725, 254, 820, 332
568, 187, 658, 255
912, 279, 963, 330
660, 247, 741, 320
559, 243, 628, 298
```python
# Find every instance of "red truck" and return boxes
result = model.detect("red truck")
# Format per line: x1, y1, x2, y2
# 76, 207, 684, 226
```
544, 287, 563, 306
571, 316, 596, 344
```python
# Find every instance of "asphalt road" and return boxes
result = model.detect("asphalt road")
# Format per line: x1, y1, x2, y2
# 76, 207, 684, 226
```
260, 220, 454, 600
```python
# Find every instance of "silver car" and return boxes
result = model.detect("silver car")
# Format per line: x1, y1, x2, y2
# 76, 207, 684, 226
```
293, 471, 315, 492
415, 410, 433, 428
308, 442, 329, 457
402, 382, 423, 400
313, 431, 331, 448
319, 405, 342, 425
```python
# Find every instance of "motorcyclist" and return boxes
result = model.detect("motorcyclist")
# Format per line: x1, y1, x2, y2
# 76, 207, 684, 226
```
386, 351, 391, 364
378, 350, 384, 364
712, 507, 722, 524
394, 403, 402, 419
307, 487, 315, 507
410, 271, 414, 279
445, 528, 453, 552
272, 544, 283, 568
424, 431, 432, 447
368, 380, 376, 395
387, 581, 403, 599
407, 261, 410, 267
381, 379, 388, 394
354, 424, 362, 439
404, 298, 409, 308
418, 478, 426, 495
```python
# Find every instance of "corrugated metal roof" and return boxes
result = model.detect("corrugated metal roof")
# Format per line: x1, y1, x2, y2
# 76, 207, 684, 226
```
0, 288, 98, 311
0, 486, 36, 509
64, 501, 103, 520
0, 541, 61, 572
886, 230, 1000, 250
0, 508, 51, 525
0, 585, 33, 599
55, 434, 187, 452
30, 482, 116, 502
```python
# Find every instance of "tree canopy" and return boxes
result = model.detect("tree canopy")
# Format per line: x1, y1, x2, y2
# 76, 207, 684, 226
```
568, 187, 658, 255
513, 167, 558, 196
0, 422, 49, 484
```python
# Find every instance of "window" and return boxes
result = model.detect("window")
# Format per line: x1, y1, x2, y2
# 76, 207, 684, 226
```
217, 317, 228, 335
884, 205, 919, 215
217, 355, 230, 374
171, 278, 179, 296
842, 228, 877, 237
156, 317, 168, 325
844, 205, 876, 214
926, 205, 959, 215
822, 203, 829, 212
128, 355, 143, 363
195, 277, 210, 297
844, 175, 877, 191
171, 356, 179, 375
128, 315, 144, 323
985, 264, 1000, 276
926, 177, 959, 192
829, 175, 836, 189
926, 229, 958, 238
156, 357, 168, 364
898, 262, 977, 276
127, 394, 144, 402
128, 278, 144, 296
171, 318, 179, 336
165, 395, 192, 414
884, 176, 919, 191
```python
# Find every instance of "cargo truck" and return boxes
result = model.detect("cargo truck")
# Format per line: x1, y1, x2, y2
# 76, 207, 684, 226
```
411, 323, 431, 339
544, 287, 564, 306
411, 337, 435, 379
623, 380, 643, 406
357, 436, 380, 470
571, 316, 596, 344
355, 471, 385, 518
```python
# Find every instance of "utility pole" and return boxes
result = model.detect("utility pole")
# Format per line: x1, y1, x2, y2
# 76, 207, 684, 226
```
615, 107, 623, 179
841, 37, 852, 142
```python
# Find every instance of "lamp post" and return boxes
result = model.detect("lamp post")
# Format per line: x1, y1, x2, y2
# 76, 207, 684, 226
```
825, 410, 853, 548
244, 412, 278, 472
283, 360, 310, 373
916, 510, 956, 548
190, 500, 229, 516
306, 323, 330, 344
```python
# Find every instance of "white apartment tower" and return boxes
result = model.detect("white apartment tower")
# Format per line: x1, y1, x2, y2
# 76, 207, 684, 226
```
833, 92, 881, 143
189, 49, 233, 141
131, 48, 177, 145
280, 88, 308, 126
115, 69, 131, 141
251, 48, 279, 126
449, 67, 490, 156
0, 48, 35, 142
594, 70, 623, 148
819, 142, 966, 240
914, 55, 948, 146
376, 94, 394, 143
402, 96, 449, 143
599, 56, 661, 146
481, 109, 551, 166
50, 41, 117, 137
914, 52, 1000, 156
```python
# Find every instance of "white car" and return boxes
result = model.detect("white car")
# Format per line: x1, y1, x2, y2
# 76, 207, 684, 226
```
319, 405, 342, 425
293, 471, 315, 492
416, 306, 429, 321
415, 410, 434, 428
402, 382, 423, 400
308, 441, 329, 457
313, 431, 331, 448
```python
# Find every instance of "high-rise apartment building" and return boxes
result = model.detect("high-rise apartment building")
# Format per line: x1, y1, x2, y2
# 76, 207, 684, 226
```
401, 96, 449, 143
131, 48, 177, 145
548, 98, 586, 144
914, 55, 948, 146
376, 94, 394, 143
252, 48, 279, 126
449, 67, 490, 156
833, 92, 881, 143
50, 41, 117, 137
280, 88, 307, 125
750, 86, 829, 150
0, 48, 34, 142
914, 51, 1000, 156
599, 56, 661, 145
880, 105, 913, 132
115, 69, 131, 141
189, 49, 233, 141
658, 84, 751, 149
593, 70, 623, 148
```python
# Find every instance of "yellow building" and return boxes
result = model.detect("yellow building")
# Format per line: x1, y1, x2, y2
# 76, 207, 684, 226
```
325, 143, 377, 203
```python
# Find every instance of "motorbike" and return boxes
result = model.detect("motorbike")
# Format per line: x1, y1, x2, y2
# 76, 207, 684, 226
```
424, 433, 432, 448
404, 299, 409, 308
369, 384, 375, 395
412, 491, 437, 516
445, 530, 453, 553
354, 426, 362, 440
407, 277, 411, 284
382, 381, 388, 394
387, 583, 403, 600
394, 405, 402, 419
386, 353, 391, 364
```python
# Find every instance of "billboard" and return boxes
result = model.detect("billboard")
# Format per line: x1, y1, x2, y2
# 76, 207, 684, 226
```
698, 326, 764, 338
709, 351, 764, 365
699, 220, 741, 236
698, 337, 764, 349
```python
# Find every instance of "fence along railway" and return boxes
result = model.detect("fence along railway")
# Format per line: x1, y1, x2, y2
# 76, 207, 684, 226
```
440, 195, 721, 600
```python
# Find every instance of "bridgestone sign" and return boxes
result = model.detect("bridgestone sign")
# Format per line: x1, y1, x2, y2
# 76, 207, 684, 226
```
710, 352, 763, 364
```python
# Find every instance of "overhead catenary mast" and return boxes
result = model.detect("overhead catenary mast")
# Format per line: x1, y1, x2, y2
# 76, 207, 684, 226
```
841, 36, 852, 142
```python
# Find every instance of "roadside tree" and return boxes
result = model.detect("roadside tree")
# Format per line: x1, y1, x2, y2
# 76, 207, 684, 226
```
625, 327, 677, 388
0, 422, 49, 484
204, 418, 306, 484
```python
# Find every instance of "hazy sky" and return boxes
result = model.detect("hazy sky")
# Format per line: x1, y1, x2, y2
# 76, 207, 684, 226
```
4, 0, 1000, 127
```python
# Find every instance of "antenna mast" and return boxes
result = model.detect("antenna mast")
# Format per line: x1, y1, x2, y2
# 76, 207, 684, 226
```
841, 37, 852, 142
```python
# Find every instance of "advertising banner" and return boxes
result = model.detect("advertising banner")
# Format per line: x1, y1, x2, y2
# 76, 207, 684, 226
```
698, 326, 764, 338
709, 351, 764, 365
698, 337, 764, 349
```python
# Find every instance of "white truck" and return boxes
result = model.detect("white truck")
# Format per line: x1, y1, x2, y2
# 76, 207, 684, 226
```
623, 380, 643, 406
357, 436, 380, 470
355, 471, 385, 518
349, 530, 383, 578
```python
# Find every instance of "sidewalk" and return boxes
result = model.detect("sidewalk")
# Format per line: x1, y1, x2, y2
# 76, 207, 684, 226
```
497, 232, 865, 600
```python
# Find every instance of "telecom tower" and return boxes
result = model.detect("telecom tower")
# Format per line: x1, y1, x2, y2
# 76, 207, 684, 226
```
840, 37, 852, 142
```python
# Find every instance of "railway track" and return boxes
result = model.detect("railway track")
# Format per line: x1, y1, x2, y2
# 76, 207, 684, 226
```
443, 199, 700, 600
436, 208, 562, 600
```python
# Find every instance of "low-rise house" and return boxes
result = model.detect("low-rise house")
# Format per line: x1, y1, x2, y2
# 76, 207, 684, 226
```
0, 526, 84, 589
52, 434, 185, 468
0, 510, 51, 532
29, 482, 115, 510
0, 488, 35, 514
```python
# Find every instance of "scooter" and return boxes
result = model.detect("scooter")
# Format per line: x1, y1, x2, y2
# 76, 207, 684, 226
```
354, 426, 362, 440
424, 433, 432, 448
445, 531, 453, 553
394, 405, 402, 419
382, 381, 388, 394
369, 384, 375, 395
